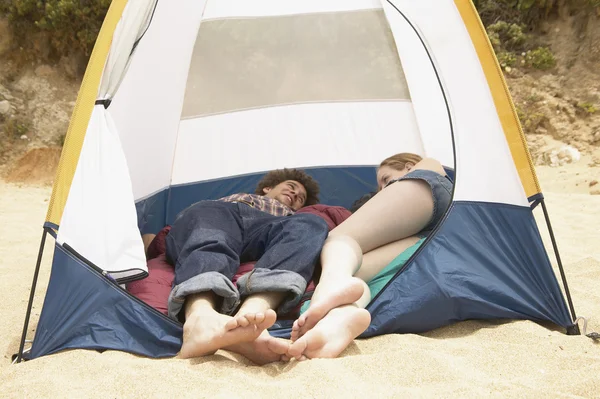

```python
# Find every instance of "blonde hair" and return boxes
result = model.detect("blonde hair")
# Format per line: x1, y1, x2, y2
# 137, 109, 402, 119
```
379, 153, 423, 171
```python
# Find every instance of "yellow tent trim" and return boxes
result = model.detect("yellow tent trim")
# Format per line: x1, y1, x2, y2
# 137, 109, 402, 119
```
455, 0, 541, 199
45, 0, 130, 226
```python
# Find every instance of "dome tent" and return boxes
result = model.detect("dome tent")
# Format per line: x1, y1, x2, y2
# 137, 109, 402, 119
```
16, 0, 579, 362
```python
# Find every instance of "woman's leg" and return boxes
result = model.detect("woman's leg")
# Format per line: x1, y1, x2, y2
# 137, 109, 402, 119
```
312, 235, 422, 315
330, 179, 433, 252
294, 179, 434, 331
289, 180, 435, 359
290, 235, 422, 342
354, 236, 421, 282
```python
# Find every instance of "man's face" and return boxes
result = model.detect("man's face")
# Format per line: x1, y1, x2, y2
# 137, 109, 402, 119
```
263, 180, 307, 210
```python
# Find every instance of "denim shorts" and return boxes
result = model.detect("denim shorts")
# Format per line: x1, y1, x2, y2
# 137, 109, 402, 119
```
386, 169, 453, 237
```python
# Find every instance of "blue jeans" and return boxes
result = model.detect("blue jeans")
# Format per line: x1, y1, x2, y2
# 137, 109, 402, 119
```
165, 201, 329, 320
387, 169, 453, 237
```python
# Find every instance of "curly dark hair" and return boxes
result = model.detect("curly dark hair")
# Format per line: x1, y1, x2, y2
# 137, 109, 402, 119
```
255, 168, 320, 206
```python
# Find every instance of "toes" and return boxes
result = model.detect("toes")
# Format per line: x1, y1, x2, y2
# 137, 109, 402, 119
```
254, 312, 266, 324
288, 338, 308, 360
236, 315, 251, 328
297, 315, 306, 327
267, 337, 290, 355
261, 309, 277, 327
224, 317, 239, 330
292, 320, 300, 331
238, 312, 266, 326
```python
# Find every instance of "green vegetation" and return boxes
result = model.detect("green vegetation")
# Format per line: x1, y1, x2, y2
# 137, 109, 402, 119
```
487, 21, 528, 52
525, 47, 556, 69
475, 0, 599, 73
473, 0, 558, 30
497, 51, 517, 68
520, 110, 547, 132
474, 1, 563, 71
0, 0, 111, 61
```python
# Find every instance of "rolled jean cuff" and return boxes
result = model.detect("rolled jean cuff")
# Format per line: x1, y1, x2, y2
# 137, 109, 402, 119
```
236, 268, 307, 315
167, 271, 240, 320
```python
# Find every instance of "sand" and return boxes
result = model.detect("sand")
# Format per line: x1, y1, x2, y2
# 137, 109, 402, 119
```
0, 163, 599, 398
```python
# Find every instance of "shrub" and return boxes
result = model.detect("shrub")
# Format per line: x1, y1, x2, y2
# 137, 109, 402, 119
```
0, 0, 111, 61
487, 21, 528, 52
524, 47, 556, 69
514, 0, 558, 27
497, 51, 517, 67
522, 111, 547, 132
474, 0, 559, 29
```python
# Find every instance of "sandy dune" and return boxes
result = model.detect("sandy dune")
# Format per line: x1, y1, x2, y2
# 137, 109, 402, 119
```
0, 163, 599, 398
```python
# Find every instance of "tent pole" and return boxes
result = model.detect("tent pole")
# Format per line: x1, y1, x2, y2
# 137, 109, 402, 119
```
540, 199, 580, 335
15, 228, 49, 363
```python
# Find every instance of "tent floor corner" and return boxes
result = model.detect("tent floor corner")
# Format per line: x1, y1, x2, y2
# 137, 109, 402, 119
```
28, 243, 182, 359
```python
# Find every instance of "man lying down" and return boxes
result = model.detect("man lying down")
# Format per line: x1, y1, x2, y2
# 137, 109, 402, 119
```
162, 168, 329, 364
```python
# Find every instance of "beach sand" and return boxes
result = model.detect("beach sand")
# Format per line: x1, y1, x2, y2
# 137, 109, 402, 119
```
0, 163, 599, 398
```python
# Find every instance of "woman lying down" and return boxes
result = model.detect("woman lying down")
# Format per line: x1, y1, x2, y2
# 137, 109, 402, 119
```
285, 153, 453, 361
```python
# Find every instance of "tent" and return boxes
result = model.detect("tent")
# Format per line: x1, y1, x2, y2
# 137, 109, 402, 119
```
16, 0, 580, 362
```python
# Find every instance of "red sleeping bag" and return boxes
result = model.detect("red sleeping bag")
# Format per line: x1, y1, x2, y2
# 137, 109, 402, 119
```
127, 204, 351, 317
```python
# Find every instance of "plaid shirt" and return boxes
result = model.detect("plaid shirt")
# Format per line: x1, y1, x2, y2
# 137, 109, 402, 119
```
219, 193, 295, 216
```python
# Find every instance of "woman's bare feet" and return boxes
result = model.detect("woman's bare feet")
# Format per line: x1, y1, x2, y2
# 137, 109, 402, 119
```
225, 330, 291, 365
287, 305, 370, 360
291, 277, 364, 341
180, 309, 277, 359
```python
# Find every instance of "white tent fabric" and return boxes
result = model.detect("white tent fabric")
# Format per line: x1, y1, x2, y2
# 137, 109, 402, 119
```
109, 0, 527, 207
382, 0, 527, 205
111, 0, 209, 201
57, 0, 159, 280
57, 108, 146, 280
172, 102, 422, 185
98, 0, 158, 101
202, 0, 382, 19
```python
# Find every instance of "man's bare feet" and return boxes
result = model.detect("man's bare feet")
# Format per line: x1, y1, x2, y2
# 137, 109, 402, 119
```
180, 309, 277, 359
287, 305, 370, 360
225, 330, 291, 365
291, 277, 364, 341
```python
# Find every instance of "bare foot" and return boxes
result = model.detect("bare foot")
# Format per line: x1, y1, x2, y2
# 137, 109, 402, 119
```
225, 330, 290, 365
291, 277, 364, 341
287, 305, 371, 360
180, 309, 277, 358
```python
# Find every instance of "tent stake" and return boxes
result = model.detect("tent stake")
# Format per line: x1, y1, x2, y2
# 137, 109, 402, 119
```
15, 228, 49, 363
540, 199, 580, 335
